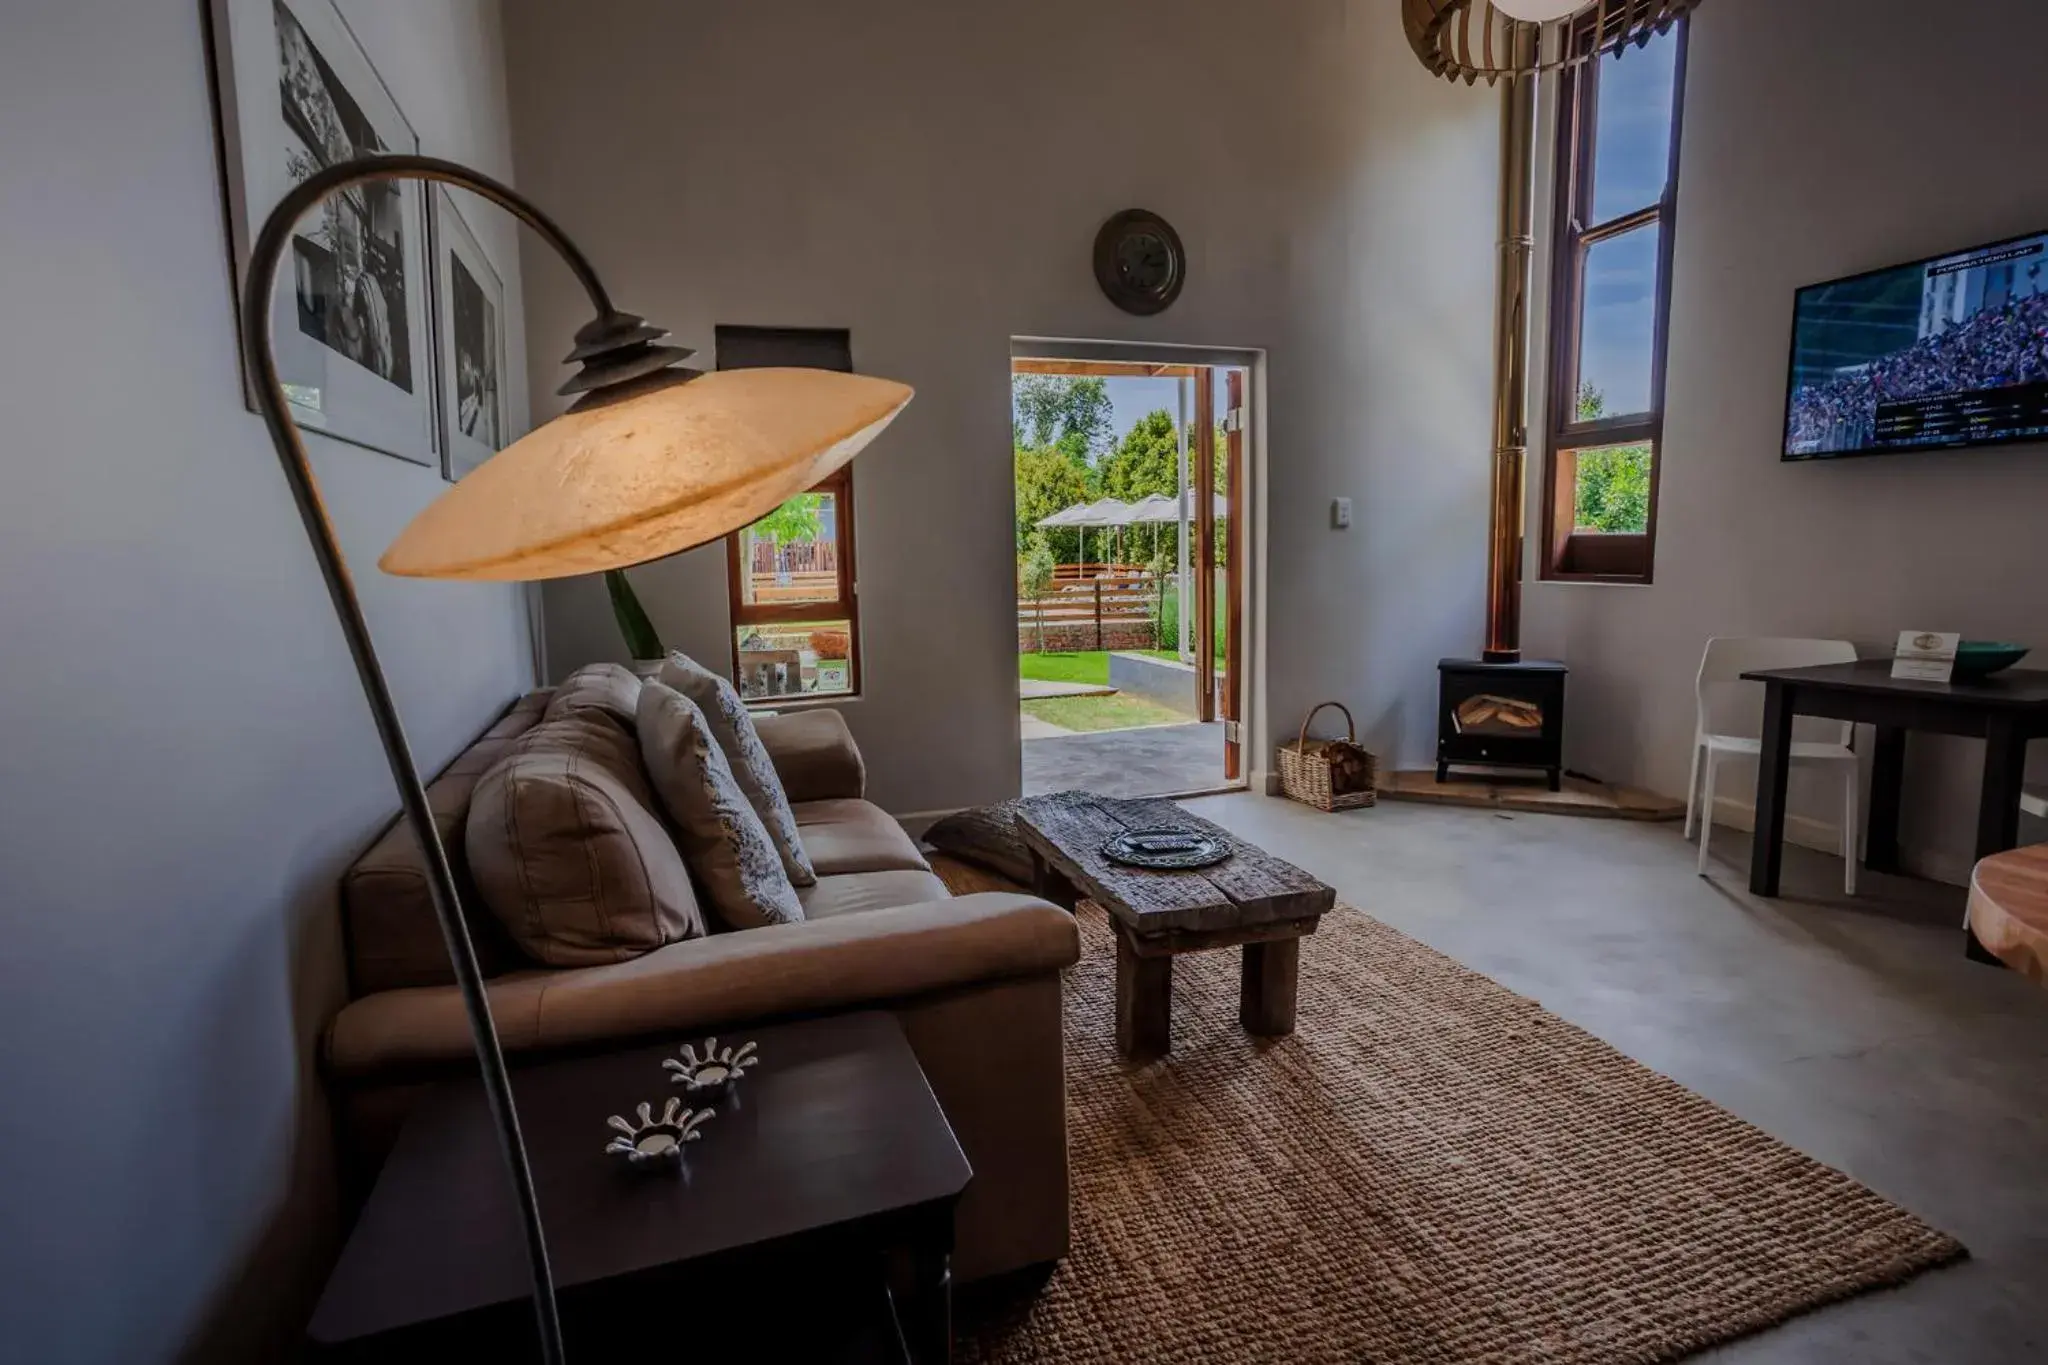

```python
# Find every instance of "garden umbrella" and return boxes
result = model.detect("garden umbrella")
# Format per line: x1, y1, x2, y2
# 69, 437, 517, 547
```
1037, 498, 1132, 570
1124, 493, 1180, 523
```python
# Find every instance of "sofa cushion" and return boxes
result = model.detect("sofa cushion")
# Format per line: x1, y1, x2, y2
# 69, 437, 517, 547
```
923, 791, 1103, 888
342, 691, 549, 994
637, 682, 803, 931
544, 662, 642, 729
658, 653, 816, 887
325, 892, 1083, 1077
754, 708, 866, 804
466, 710, 705, 966
798, 869, 952, 921
793, 799, 931, 876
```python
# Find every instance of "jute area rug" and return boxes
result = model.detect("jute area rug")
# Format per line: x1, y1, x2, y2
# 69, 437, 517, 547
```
932, 857, 1963, 1365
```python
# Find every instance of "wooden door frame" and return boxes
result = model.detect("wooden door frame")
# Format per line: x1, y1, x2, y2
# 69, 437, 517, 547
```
1222, 369, 1246, 781
1194, 366, 1217, 725
1010, 338, 1264, 796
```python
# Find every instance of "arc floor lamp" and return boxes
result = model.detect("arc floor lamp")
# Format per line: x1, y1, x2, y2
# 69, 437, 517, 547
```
241, 154, 912, 1364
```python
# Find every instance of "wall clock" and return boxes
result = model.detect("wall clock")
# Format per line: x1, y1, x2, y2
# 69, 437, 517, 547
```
1093, 208, 1186, 316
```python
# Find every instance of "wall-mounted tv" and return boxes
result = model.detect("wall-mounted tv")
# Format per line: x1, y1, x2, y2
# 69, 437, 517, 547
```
1783, 229, 2048, 460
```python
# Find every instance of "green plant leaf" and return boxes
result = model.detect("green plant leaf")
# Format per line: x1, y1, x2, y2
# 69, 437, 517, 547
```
605, 568, 665, 660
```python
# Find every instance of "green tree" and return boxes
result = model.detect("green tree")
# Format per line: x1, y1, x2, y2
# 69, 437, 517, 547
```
1098, 409, 1181, 502
1093, 409, 1232, 566
1568, 382, 1650, 532
751, 492, 822, 547
1013, 375, 1114, 474
1576, 379, 1606, 424
1574, 445, 1651, 532
1019, 534, 1057, 652
1013, 442, 1090, 559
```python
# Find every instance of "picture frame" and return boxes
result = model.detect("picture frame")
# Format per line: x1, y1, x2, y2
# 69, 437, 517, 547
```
207, 0, 437, 466
432, 189, 508, 481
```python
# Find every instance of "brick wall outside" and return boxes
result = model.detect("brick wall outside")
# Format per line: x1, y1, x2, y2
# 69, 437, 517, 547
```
1018, 620, 1160, 653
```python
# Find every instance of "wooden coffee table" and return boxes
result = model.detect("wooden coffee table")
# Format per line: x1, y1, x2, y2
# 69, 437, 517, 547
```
1014, 795, 1334, 1062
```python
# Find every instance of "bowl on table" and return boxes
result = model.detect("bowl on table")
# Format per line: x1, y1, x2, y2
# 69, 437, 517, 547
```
1953, 641, 2030, 680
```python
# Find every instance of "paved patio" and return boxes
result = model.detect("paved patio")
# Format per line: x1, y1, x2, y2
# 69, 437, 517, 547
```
1022, 720, 1228, 799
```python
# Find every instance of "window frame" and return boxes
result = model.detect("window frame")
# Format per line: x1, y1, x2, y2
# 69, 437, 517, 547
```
724, 466, 862, 701
1541, 17, 1689, 584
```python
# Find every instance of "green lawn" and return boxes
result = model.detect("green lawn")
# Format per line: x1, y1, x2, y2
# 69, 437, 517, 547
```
1018, 649, 1190, 687
1022, 694, 1188, 733
1018, 651, 1111, 686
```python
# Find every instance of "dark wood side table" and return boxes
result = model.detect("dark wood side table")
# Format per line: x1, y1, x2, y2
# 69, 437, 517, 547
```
1015, 795, 1334, 1062
1741, 661, 2048, 952
309, 1012, 969, 1363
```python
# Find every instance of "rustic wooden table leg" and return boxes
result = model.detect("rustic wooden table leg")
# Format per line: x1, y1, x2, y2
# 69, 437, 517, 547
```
1027, 847, 1078, 911
1114, 932, 1172, 1062
1239, 937, 1301, 1036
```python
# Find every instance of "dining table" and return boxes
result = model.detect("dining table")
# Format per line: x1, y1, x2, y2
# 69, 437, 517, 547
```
1739, 659, 2048, 954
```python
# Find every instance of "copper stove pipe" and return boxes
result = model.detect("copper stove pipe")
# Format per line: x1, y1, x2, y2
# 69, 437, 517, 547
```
1484, 23, 1539, 664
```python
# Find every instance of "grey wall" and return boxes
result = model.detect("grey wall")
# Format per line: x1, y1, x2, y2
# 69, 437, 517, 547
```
504, 0, 1502, 816
0, 3, 531, 1360
1523, 0, 2048, 881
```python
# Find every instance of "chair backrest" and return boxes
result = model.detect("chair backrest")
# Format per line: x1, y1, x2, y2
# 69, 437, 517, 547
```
1695, 637, 1857, 746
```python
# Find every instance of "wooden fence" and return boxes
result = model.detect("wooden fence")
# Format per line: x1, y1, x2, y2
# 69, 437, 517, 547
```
753, 542, 837, 575
1017, 573, 1159, 652
746, 569, 839, 606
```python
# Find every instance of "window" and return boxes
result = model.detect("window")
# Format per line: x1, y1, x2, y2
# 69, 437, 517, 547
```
719, 326, 861, 701
1543, 18, 1687, 582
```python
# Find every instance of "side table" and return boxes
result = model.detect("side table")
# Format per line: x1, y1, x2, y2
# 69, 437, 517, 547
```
309, 1012, 969, 1362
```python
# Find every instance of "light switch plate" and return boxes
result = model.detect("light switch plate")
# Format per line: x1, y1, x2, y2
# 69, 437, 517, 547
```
1331, 497, 1352, 529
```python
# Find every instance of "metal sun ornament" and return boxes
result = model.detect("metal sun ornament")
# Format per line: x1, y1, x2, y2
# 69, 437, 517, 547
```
1402, 0, 1702, 85
664, 1037, 760, 1101
605, 1098, 713, 1170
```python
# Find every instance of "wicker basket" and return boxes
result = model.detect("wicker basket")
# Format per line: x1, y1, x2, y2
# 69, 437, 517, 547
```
1278, 702, 1378, 812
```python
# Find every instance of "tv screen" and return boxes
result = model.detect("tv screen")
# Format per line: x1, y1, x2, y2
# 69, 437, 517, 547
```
1783, 230, 2048, 460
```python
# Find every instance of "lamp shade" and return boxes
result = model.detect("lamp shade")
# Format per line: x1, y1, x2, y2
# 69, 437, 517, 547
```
1490, 0, 1585, 20
381, 367, 913, 581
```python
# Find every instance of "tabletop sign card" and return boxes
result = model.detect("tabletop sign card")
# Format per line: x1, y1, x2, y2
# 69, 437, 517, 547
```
1892, 631, 1961, 683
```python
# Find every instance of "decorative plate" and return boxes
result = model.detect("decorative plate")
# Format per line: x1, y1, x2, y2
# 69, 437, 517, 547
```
1101, 828, 1232, 870
1954, 641, 2029, 680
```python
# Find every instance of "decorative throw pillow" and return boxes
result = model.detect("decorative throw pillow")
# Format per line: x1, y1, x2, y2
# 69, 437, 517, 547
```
923, 790, 1097, 887
466, 710, 705, 966
543, 662, 643, 729
637, 682, 805, 931
656, 652, 817, 887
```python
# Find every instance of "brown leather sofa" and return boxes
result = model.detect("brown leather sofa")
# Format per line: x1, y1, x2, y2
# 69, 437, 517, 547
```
325, 690, 1080, 1281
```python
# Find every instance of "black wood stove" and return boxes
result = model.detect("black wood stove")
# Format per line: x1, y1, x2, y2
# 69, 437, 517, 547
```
1436, 658, 1568, 790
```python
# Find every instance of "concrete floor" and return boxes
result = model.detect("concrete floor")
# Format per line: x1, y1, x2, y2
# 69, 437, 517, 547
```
1177, 792, 2048, 1364
1022, 721, 1228, 799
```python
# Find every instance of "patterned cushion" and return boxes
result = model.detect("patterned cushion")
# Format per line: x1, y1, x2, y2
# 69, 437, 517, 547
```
923, 791, 1098, 887
657, 652, 817, 887
466, 710, 705, 966
543, 662, 642, 729
638, 682, 804, 931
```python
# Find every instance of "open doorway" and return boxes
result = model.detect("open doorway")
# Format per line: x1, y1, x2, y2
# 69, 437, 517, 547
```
1011, 343, 1252, 800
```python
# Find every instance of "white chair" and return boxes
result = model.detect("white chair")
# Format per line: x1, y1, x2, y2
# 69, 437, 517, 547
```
1686, 637, 1861, 893
2024, 788, 2048, 821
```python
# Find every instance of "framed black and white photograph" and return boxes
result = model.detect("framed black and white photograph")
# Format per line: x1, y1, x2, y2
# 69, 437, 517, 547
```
433, 190, 507, 480
208, 0, 437, 465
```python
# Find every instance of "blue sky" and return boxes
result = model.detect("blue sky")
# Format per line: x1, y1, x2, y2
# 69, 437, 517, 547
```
1102, 374, 1233, 450
1576, 32, 1677, 419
